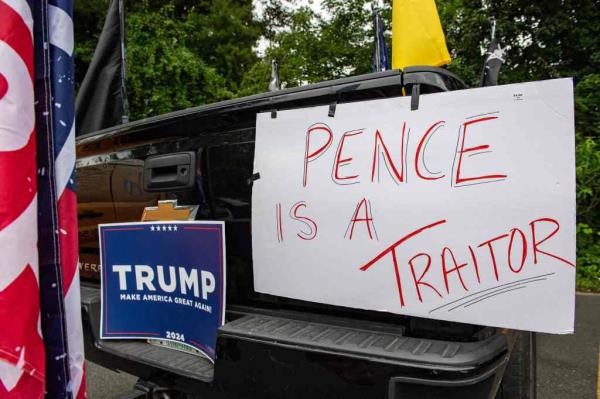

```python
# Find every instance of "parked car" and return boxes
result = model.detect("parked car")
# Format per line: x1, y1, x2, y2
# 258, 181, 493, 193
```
77, 67, 535, 399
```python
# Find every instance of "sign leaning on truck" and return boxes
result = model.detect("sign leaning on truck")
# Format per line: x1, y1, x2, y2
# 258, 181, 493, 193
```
252, 78, 575, 334
99, 221, 226, 361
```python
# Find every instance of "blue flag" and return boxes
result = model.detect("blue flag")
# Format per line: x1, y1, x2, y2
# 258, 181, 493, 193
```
371, 8, 390, 72
35, 0, 87, 397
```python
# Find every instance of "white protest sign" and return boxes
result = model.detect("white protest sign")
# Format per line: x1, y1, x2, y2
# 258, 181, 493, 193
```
252, 78, 575, 334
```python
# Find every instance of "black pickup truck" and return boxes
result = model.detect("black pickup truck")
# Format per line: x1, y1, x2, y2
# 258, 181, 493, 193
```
76, 67, 535, 399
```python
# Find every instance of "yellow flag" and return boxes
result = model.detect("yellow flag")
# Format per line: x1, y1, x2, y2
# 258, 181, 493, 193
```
392, 0, 451, 70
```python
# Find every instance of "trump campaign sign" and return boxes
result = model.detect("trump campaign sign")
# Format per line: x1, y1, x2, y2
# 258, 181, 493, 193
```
99, 221, 226, 360
252, 78, 576, 334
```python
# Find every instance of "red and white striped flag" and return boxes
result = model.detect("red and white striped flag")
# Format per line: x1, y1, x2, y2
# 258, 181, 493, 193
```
0, 0, 86, 397
0, 0, 46, 397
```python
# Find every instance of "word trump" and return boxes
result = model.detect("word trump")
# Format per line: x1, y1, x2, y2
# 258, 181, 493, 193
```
302, 115, 507, 188
112, 264, 216, 300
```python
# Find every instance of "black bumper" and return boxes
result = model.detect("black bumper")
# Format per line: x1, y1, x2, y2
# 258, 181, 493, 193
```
81, 285, 510, 398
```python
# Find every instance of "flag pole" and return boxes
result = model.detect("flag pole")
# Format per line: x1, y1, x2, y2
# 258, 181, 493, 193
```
372, 4, 381, 72
268, 59, 281, 92
119, 0, 129, 123
480, 16, 504, 86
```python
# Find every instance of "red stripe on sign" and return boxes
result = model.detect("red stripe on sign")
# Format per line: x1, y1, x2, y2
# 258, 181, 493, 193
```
0, 1, 33, 80
104, 332, 161, 335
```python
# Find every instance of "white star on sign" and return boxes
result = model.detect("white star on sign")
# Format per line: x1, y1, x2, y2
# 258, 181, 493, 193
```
162, 225, 167, 231
150, 226, 155, 231
168, 226, 172, 231
173, 225, 178, 231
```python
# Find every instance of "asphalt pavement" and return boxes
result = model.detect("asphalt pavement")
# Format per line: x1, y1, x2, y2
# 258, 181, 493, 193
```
86, 361, 136, 399
537, 293, 599, 399
87, 293, 600, 398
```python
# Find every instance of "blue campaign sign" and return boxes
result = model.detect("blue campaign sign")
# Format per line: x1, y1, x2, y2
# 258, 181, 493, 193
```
99, 221, 226, 361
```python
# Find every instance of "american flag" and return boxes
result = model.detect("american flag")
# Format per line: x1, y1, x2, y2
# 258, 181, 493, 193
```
0, 0, 85, 397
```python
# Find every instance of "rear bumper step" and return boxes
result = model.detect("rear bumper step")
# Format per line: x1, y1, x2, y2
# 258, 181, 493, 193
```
81, 285, 507, 383
81, 285, 214, 383
96, 340, 214, 382
220, 313, 506, 372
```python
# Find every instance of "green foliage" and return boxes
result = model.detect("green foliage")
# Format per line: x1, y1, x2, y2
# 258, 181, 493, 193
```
439, 0, 600, 86
575, 74, 600, 138
576, 223, 600, 291
573, 74, 600, 290
251, 0, 385, 89
127, 0, 260, 118
73, 0, 111, 88
576, 136, 600, 221
75, 0, 259, 119
575, 136, 600, 290
185, 0, 261, 93
126, 5, 233, 118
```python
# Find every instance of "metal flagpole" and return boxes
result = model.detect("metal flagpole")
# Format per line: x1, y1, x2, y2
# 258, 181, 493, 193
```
119, 0, 129, 123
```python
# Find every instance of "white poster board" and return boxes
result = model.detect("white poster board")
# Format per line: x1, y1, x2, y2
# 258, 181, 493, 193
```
252, 78, 575, 334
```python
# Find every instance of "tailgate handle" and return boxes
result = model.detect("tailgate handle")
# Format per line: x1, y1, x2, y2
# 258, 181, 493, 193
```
143, 152, 196, 192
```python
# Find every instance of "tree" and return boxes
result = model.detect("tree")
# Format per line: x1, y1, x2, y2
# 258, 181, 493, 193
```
242, 0, 385, 92
74, 0, 261, 119
125, 5, 232, 118
185, 0, 261, 94
73, 0, 111, 89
